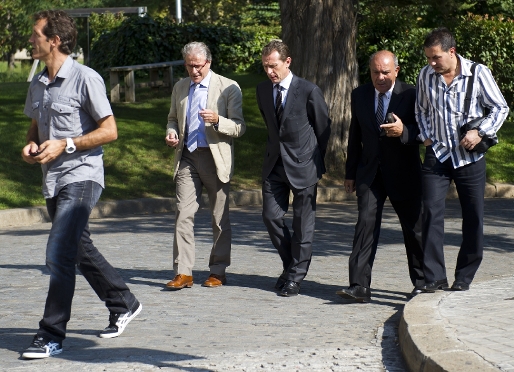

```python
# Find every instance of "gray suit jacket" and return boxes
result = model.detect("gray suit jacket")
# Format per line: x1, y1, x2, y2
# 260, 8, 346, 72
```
256, 74, 331, 189
166, 71, 245, 183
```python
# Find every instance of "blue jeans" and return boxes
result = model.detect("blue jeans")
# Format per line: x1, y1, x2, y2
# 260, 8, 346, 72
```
38, 181, 137, 342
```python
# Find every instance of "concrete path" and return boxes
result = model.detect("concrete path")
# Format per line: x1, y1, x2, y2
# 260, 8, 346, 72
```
400, 198, 514, 371
0, 191, 513, 371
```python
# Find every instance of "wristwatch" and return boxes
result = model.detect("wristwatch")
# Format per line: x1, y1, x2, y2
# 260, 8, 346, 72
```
478, 128, 486, 138
65, 138, 76, 154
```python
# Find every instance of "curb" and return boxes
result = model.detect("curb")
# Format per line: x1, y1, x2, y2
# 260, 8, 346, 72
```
399, 292, 498, 372
1, 183, 514, 229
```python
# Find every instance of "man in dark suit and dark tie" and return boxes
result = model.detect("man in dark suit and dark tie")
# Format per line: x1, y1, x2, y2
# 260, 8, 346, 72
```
336, 50, 425, 302
256, 40, 331, 297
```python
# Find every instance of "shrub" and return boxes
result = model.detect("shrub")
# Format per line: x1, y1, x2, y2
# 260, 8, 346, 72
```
356, 4, 430, 85
454, 14, 514, 108
89, 15, 278, 78
357, 7, 514, 112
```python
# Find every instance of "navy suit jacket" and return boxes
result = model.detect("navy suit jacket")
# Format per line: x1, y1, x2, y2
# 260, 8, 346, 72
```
256, 74, 331, 189
345, 80, 422, 201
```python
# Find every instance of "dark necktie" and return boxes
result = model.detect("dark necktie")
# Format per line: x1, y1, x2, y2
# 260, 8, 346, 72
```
275, 85, 283, 124
376, 92, 385, 127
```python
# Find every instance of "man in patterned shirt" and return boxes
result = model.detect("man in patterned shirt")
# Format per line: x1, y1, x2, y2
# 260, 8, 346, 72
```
415, 27, 509, 292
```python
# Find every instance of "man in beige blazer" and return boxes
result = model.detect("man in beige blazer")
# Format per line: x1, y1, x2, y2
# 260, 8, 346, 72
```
165, 42, 245, 289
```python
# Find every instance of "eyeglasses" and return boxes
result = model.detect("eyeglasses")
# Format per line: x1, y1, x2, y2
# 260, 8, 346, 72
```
185, 61, 208, 71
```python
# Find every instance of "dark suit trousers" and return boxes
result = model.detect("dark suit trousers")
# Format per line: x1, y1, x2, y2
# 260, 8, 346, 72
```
349, 170, 424, 288
422, 147, 485, 284
262, 161, 317, 283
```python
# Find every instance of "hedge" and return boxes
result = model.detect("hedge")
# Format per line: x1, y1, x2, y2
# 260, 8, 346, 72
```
89, 15, 278, 78
357, 8, 514, 109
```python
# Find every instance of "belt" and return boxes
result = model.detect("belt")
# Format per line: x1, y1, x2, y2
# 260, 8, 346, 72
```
184, 146, 209, 152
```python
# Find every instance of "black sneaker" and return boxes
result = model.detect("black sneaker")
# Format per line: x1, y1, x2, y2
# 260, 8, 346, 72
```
99, 301, 142, 338
22, 335, 62, 359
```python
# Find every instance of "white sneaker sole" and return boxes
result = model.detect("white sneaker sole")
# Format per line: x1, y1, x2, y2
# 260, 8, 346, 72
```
99, 303, 142, 339
22, 347, 62, 359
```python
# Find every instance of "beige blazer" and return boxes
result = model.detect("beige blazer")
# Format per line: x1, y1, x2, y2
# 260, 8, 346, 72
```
166, 71, 245, 183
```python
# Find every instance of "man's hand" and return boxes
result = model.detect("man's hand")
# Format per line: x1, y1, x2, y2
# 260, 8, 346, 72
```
460, 129, 482, 151
199, 109, 219, 124
424, 139, 433, 147
165, 132, 179, 148
380, 113, 404, 137
21, 143, 39, 164
31, 139, 67, 164
344, 179, 356, 194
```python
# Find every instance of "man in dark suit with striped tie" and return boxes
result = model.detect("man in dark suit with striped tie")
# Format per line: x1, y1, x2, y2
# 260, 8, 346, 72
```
256, 40, 331, 296
336, 50, 425, 302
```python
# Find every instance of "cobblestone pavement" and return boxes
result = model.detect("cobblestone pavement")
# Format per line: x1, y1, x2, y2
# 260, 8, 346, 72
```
439, 276, 514, 371
0, 199, 513, 371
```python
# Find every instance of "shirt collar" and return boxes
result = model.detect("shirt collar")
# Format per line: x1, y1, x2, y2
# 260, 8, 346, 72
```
190, 70, 212, 88
275, 71, 293, 90
39, 55, 74, 83
56, 56, 74, 79
457, 55, 474, 77
375, 82, 395, 99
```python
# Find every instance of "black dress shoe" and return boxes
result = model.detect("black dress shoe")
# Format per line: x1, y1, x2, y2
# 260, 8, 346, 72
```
450, 281, 470, 291
336, 285, 371, 303
279, 281, 300, 296
274, 271, 288, 291
421, 279, 449, 292
410, 287, 423, 298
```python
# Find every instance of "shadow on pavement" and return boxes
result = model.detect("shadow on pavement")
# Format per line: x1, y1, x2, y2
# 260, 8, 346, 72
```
0, 328, 213, 370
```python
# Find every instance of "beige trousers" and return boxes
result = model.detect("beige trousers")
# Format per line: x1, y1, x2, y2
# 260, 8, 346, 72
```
173, 148, 231, 276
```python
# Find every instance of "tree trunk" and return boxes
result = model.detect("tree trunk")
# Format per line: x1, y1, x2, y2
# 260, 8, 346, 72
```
279, 0, 358, 177
7, 52, 16, 70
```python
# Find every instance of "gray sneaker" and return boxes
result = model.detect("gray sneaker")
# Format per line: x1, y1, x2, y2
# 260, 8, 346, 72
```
99, 301, 142, 339
22, 335, 62, 359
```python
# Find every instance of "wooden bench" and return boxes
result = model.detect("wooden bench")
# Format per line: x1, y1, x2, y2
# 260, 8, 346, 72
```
107, 60, 184, 103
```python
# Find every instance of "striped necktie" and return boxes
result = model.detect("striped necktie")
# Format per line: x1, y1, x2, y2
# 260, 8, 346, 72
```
275, 84, 284, 124
187, 83, 200, 152
376, 92, 385, 127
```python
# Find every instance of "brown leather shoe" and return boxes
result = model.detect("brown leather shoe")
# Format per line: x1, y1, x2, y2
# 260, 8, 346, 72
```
165, 274, 193, 290
202, 274, 226, 287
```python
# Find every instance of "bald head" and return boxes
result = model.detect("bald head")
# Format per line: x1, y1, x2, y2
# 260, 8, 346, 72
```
369, 50, 400, 93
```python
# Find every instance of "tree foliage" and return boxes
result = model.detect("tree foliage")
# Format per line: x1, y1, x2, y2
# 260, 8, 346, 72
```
0, 0, 105, 68
89, 15, 279, 76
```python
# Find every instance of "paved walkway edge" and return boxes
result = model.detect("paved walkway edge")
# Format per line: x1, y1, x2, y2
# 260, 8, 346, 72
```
399, 292, 498, 372
1, 183, 513, 229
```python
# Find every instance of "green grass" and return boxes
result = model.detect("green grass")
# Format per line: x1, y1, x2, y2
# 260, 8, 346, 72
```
0, 60, 46, 83
0, 72, 269, 209
1, 71, 513, 210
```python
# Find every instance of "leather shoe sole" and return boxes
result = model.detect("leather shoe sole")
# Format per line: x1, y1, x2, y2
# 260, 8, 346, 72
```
166, 274, 193, 290
421, 279, 449, 293
275, 272, 288, 291
203, 274, 226, 287
279, 281, 300, 296
450, 281, 470, 291
336, 286, 371, 303
409, 287, 423, 298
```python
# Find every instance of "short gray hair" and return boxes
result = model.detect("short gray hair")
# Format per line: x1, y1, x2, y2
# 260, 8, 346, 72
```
369, 50, 399, 68
181, 41, 212, 61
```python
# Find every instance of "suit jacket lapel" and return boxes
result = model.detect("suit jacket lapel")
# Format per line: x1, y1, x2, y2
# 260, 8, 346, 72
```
282, 74, 298, 125
180, 79, 192, 134
366, 85, 380, 133
388, 82, 405, 116
261, 80, 279, 130
206, 71, 220, 110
